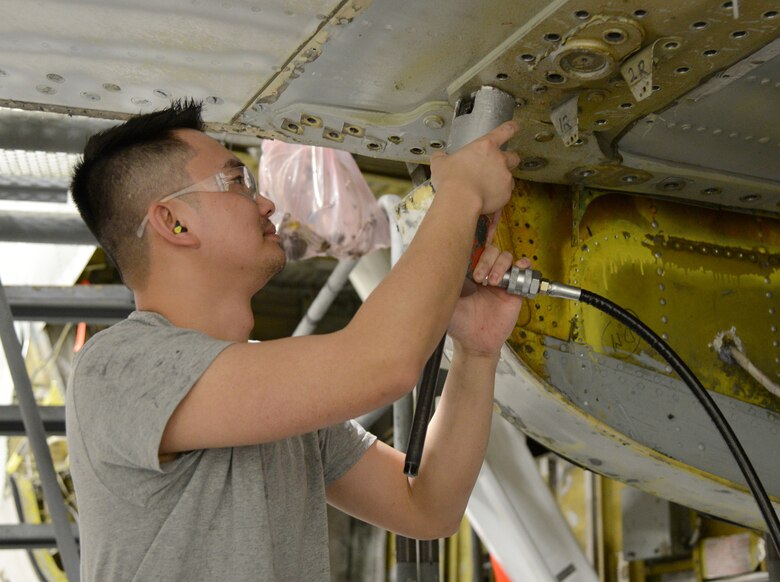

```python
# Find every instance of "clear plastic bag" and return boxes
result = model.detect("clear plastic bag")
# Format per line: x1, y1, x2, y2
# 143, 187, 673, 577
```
258, 140, 390, 261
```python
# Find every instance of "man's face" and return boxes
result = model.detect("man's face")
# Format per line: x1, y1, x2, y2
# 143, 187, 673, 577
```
173, 129, 286, 287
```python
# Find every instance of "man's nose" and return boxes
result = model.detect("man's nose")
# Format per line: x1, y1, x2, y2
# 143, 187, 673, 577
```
257, 194, 275, 218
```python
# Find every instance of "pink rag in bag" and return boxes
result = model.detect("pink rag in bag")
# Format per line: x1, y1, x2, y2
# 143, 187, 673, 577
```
258, 140, 390, 261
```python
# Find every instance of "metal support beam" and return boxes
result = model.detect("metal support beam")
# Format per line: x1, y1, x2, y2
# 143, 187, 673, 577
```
0, 211, 96, 245
0, 524, 80, 550
5, 285, 134, 323
0, 405, 65, 436
0, 275, 81, 580
0, 177, 69, 204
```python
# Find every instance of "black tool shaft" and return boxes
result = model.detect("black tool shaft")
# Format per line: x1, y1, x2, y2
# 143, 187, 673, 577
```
403, 335, 446, 477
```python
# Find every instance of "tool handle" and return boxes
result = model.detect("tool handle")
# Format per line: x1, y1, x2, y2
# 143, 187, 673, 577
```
466, 214, 491, 281
403, 335, 446, 477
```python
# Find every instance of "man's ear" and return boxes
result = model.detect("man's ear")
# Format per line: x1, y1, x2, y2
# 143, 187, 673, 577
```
146, 203, 200, 247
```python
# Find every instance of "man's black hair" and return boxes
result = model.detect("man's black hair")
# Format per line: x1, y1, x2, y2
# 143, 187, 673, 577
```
70, 99, 204, 287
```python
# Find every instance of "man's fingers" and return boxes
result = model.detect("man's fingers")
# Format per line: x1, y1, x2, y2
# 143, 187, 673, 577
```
504, 151, 520, 169
484, 120, 519, 148
489, 251, 514, 285
472, 245, 500, 282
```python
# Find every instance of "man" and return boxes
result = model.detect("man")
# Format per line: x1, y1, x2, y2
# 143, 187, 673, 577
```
66, 99, 524, 580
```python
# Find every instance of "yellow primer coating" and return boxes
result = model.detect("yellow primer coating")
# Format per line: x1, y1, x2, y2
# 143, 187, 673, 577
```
497, 181, 780, 413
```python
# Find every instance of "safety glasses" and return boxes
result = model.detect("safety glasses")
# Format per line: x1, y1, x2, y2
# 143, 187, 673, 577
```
135, 165, 258, 238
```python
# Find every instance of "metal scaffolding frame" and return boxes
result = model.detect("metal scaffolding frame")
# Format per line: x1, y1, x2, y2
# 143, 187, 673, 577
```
0, 275, 81, 580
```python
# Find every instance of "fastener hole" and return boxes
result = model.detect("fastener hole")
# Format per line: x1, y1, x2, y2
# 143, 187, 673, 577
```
664, 41, 680, 50
327, 131, 340, 139
731, 30, 747, 39
621, 175, 639, 183
595, 119, 608, 126
410, 147, 425, 155
521, 54, 536, 63
574, 10, 590, 19
620, 102, 633, 109
546, 72, 565, 83
704, 49, 718, 56
633, 9, 647, 17
366, 142, 381, 151
740, 194, 760, 202
675, 66, 690, 74
702, 187, 721, 196
763, 10, 778, 18
603, 30, 626, 44
306, 117, 318, 125
347, 126, 360, 134
388, 135, 402, 144
429, 141, 444, 149
722, 1, 733, 8
652, 85, 661, 91
496, 73, 509, 81
692, 21, 708, 29
532, 84, 547, 94
544, 32, 561, 42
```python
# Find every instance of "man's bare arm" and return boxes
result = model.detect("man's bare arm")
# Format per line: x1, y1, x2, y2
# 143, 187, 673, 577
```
325, 348, 499, 539
158, 122, 520, 453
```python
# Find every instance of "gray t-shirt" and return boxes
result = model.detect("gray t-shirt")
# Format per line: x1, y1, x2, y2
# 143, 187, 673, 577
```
66, 311, 376, 581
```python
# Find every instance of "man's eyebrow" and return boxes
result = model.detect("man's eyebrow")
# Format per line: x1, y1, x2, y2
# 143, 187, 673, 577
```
222, 158, 243, 169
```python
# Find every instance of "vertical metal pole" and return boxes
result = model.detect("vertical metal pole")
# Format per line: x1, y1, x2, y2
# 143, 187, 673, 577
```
293, 258, 359, 337
0, 275, 80, 581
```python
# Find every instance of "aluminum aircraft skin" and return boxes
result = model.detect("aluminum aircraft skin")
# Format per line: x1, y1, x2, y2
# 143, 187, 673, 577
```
1, 0, 778, 543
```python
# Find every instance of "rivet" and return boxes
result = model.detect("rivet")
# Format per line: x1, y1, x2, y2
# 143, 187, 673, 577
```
46, 73, 65, 83
546, 72, 565, 84
0, 69, 7, 76
520, 157, 547, 170
36, 85, 56, 94
103, 83, 121, 92
423, 115, 445, 129
153, 89, 171, 98
206, 96, 223, 105
80, 91, 100, 101
621, 174, 640, 183
758, 137, 770, 144
740, 194, 760, 202
603, 29, 626, 44
131, 97, 151, 105
661, 315, 668, 323
661, 333, 669, 340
